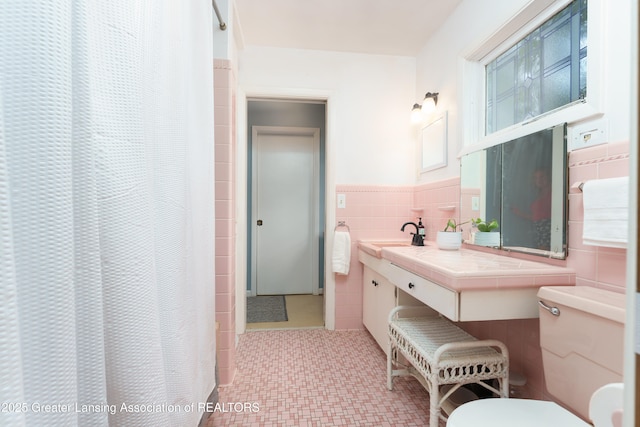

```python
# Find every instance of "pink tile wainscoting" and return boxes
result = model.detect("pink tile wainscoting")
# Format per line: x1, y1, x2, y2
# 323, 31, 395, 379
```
413, 177, 461, 241
567, 140, 630, 293
334, 185, 414, 330
214, 58, 237, 386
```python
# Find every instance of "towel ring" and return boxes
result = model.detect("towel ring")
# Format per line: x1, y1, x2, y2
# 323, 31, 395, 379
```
335, 221, 350, 232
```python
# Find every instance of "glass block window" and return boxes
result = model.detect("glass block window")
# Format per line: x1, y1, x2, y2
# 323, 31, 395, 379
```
485, 0, 587, 134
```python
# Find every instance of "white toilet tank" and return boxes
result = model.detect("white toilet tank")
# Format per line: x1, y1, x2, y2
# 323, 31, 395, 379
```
538, 286, 625, 420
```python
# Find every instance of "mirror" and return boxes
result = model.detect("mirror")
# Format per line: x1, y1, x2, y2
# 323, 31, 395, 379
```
460, 123, 567, 259
460, 145, 501, 244
421, 112, 447, 172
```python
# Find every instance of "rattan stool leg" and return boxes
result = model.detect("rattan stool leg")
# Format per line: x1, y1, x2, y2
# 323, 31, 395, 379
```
387, 341, 393, 390
428, 378, 440, 427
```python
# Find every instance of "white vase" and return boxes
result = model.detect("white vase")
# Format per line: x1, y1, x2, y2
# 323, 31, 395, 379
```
473, 232, 500, 247
436, 231, 462, 250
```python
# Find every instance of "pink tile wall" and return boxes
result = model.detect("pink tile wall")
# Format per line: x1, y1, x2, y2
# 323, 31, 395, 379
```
339, 140, 630, 400
460, 318, 542, 397
413, 177, 461, 240
567, 140, 629, 293
334, 185, 414, 329
214, 58, 237, 385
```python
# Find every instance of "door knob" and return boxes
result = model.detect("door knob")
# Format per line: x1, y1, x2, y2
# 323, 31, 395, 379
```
257, 220, 263, 226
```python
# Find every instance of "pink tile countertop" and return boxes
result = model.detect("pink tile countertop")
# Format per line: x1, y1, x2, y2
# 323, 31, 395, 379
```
374, 243, 576, 292
358, 240, 412, 259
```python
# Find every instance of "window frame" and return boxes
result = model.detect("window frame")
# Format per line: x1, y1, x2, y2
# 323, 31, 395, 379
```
460, 0, 604, 155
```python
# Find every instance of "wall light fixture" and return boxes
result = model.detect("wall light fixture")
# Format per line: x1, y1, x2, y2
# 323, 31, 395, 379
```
411, 92, 439, 122
421, 92, 439, 113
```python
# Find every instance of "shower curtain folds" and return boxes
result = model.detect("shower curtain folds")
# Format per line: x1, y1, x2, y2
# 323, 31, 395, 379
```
0, 0, 216, 426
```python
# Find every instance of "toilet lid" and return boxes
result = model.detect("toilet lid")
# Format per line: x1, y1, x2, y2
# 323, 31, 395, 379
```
447, 399, 592, 427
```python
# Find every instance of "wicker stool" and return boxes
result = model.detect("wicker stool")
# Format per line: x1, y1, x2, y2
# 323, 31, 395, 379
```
387, 306, 509, 427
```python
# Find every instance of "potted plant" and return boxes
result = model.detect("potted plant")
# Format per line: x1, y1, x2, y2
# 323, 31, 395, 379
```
436, 218, 468, 250
470, 218, 500, 247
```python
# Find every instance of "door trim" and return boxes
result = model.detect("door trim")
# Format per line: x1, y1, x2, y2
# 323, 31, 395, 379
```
250, 125, 320, 296
237, 88, 336, 334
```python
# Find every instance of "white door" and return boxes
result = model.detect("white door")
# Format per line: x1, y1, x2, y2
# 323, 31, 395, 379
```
252, 126, 319, 295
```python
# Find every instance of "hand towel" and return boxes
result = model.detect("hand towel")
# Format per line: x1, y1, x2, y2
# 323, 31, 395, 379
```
582, 176, 629, 248
332, 231, 351, 275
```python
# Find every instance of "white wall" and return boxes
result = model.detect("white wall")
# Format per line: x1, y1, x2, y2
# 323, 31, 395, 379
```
415, 0, 632, 181
238, 46, 417, 185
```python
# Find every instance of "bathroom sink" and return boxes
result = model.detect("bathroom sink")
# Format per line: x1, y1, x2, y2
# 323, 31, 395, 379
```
358, 240, 415, 258
368, 241, 411, 247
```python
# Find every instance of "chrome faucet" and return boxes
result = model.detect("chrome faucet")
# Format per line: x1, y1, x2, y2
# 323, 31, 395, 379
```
401, 222, 424, 246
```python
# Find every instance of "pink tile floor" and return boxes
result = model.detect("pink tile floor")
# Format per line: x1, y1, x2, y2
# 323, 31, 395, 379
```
207, 329, 446, 426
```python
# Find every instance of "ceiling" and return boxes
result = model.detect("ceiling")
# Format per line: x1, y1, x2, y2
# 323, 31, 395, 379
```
234, 0, 462, 56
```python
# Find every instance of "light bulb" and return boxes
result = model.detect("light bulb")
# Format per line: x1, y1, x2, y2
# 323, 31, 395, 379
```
421, 96, 436, 114
411, 103, 423, 123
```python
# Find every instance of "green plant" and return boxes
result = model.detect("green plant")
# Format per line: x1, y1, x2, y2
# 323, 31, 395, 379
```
471, 218, 499, 232
443, 218, 470, 232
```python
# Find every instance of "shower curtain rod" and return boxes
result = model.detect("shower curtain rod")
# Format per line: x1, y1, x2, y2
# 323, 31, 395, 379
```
212, 0, 227, 30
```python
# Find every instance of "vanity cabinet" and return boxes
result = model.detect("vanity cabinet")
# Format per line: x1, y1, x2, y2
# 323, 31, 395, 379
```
362, 266, 395, 354
363, 265, 433, 354
359, 241, 575, 325
385, 263, 458, 321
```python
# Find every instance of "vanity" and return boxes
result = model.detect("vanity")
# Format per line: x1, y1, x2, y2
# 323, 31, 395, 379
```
358, 240, 575, 353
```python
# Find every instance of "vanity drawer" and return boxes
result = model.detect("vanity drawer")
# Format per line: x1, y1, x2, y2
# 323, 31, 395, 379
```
387, 264, 458, 321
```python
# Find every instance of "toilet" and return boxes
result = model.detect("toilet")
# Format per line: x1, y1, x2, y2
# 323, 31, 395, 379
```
447, 286, 625, 427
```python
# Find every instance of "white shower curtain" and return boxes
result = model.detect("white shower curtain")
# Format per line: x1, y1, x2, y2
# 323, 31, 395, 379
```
0, 1, 216, 426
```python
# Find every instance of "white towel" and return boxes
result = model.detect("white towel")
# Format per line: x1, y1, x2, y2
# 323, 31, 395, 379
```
332, 231, 351, 275
582, 176, 629, 248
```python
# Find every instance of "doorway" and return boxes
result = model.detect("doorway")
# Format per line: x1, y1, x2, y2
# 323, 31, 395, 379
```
245, 99, 326, 313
